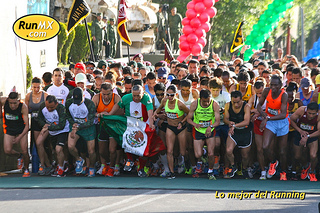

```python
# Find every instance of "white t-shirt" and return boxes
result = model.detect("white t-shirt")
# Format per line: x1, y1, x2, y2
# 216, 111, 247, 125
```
47, 84, 69, 106
213, 90, 231, 125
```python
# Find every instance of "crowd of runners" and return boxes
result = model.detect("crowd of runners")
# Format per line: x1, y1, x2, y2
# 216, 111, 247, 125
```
1, 51, 320, 181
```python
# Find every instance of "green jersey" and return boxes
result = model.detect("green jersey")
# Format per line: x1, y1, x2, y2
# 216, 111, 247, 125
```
193, 99, 215, 134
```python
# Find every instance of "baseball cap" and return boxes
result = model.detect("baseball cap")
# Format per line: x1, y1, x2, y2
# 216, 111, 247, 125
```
73, 87, 84, 105
85, 61, 96, 67
157, 67, 168, 78
128, 61, 137, 68
316, 74, 320, 85
300, 78, 310, 89
75, 63, 86, 73
97, 60, 107, 69
75, 73, 87, 84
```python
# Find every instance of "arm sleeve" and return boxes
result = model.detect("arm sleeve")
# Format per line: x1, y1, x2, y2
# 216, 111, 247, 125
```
36, 102, 46, 128
48, 104, 67, 131
78, 99, 96, 130
65, 99, 75, 127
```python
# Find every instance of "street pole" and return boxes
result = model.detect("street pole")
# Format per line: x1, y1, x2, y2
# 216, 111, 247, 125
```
300, 7, 305, 60
84, 18, 95, 62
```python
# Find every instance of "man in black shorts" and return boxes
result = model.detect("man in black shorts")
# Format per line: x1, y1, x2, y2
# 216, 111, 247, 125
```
223, 91, 253, 178
36, 95, 70, 177
1, 92, 30, 177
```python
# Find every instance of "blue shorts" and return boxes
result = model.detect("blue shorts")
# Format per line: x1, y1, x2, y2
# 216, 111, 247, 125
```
265, 118, 289, 137
215, 124, 229, 138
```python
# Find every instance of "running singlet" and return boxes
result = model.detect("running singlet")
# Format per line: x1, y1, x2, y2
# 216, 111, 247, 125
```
97, 93, 115, 113
193, 99, 215, 134
265, 89, 288, 118
288, 101, 300, 132
178, 90, 193, 108
300, 91, 313, 106
297, 108, 318, 134
253, 94, 266, 121
228, 101, 252, 133
28, 91, 45, 118
165, 99, 184, 120
213, 90, 230, 125
236, 83, 252, 102
40, 104, 69, 136
3, 100, 25, 134
47, 84, 69, 105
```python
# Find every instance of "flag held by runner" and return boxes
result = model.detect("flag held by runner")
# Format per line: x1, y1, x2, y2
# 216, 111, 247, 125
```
117, 0, 132, 45
100, 115, 166, 157
230, 21, 244, 53
163, 38, 175, 63
66, 0, 91, 35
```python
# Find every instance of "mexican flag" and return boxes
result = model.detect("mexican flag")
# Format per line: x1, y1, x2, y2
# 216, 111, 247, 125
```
100, 115, 166, 157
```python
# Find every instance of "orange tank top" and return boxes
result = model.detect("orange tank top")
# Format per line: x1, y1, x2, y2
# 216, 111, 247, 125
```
265, 89, 288, 117
97, 93, 115, 113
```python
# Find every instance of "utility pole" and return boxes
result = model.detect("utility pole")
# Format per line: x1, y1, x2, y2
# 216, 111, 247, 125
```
300, 7, 304, 60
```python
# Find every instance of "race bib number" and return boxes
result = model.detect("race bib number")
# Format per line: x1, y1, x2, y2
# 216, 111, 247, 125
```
199, 120, 212, 128
31, 112, 38, 118
5, 113, 18, 120
167, 112, 178, 119
267, 108, 279, 116
300, 123, 314, 131
74, 117, 87, 124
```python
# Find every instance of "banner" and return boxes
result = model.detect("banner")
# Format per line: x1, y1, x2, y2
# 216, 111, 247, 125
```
66, 0, 91, 35
163, 39, 175, 63
100, 115, 166, 157
117, 0, 132, 45
230, 21, 244, 53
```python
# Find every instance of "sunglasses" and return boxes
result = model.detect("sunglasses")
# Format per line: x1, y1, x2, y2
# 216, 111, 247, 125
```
156, 93, 165, 97
167, 93, 175, 97
87, 67, 94, 70
158, 77, 166, 80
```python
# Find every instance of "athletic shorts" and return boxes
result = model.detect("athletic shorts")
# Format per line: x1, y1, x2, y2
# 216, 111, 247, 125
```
192, 128, 216, 140
98, 125, 110, 141
49, 132, 68, 147
159, 122, 168, 132
4, 126, 24, 136
167, 124, 186, 135
253, 119, 264, 136
265, 118, 289, 137
70, 125, 96, 141
76, 137, 88, 155
229, 131, 252, 148
187, 123, 193, 132
293, 131, 318, 146
31, 118, 42, 132
215, 124, 229, 138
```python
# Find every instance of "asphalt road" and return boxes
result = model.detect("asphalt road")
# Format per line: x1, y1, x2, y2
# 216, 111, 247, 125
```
0, 188, 319, 213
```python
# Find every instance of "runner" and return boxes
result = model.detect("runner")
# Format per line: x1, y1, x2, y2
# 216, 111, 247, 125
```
289, 102, 320, 182
257, 74, 289, 180
36, 95, 69, 177
187, 89, 220, 179
296, 78, 313, 106
223, 91, 253, 179
66, 88, 97, 177
46, 68, 70, 106
230, 71, 255, 103
92, 82, 121, 177
1, 92, 30, 177
154, 85, 190, 179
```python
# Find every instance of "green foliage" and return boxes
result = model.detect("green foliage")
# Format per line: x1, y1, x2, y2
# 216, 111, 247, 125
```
57, 22, 67, 63
61, 28, 75, 64
26, 55, 32, 89
69, 23, 91, 63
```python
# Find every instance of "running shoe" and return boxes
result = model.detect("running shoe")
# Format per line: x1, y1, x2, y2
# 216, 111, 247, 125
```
301, 163, 311, 180
17, 156, 23, 170
150, 167, 159, 176
236, 162, 243, 176
101, 165, 110, 176
64, 162, 70, 174
114, 165, 120, 176
96, 166, 104, 175
57, 167, 65, 177
75, 157, 85, 174
38, 165, 46, 176
195, 162, 203, 174
88, 168, 95, 177
290, 171, 298, 181
22, 169, 30, 177
227, 165, 238, 178
51, 167, 58, 177
123, 160, 134, 172
308, 172, 317, 182
223, 167, 230, 178
138, 169, 148, 177
246, 167, 253, 179
166, 172, 175, 179
160, 170, 170, 177
213, 156, 220, 169
213, 169, 219, 176
280, 171, 287, 181
267, 160, 279, 178
106, 168, 114, 177
45, 166, 53, 176
208, 172, 216, 180
185, 168, 193, 175
177, 164, 185, 174
259, 171, 267, 180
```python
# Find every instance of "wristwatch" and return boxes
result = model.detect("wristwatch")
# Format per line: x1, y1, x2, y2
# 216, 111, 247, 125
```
307, 134, 310, 138
266, 116, 271, 121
